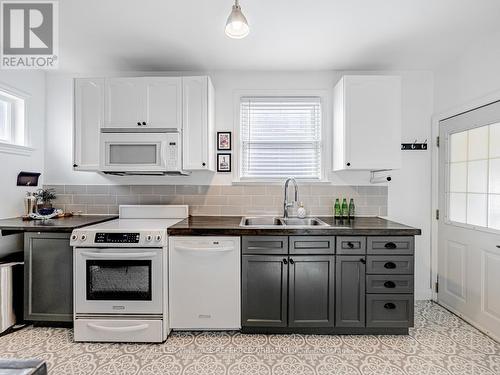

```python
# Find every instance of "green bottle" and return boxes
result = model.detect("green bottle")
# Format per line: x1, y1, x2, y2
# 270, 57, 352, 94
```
334, 199, 341, 217
341, 198, 348, 218
348, 198, 355, 218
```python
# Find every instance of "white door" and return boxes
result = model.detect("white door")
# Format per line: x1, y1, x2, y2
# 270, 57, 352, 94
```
74, 78, 104, 170
144, 77, 182, 130
104, 78, 145, 128
438, 100, 500, 340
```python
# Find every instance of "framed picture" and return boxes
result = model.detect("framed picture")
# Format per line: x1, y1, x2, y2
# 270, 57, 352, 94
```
217, 153, 231, 172
217, 132, 231, 150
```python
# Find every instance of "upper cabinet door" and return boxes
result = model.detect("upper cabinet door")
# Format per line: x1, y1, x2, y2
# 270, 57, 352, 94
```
144, 77, 182, 130
333, 75, 402, 171
182, 76, 215, 171
74, 78, 104, 171
104, 78, 145, 128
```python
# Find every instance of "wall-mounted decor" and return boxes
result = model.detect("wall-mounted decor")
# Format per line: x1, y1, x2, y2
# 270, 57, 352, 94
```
17, 172, 41, 186
217, 132, 232, 150
217, 153, 232, 172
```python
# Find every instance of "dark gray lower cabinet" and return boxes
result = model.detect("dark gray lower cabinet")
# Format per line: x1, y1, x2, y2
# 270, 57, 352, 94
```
24, 232, 73, 322
242, 255, 287, 327
288, 256, 334, 327
335, 255, 365, 327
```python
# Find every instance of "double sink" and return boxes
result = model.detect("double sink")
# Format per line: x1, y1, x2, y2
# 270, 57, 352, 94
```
240, 216, 331, 228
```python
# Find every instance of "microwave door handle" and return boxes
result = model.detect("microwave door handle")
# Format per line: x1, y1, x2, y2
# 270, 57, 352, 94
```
174, 245, 234, 252
80, 252, 157, 259
87, 323, 150, 333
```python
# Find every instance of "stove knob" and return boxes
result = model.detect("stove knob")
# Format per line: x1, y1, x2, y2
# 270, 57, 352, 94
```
80, 234, 87, 241
155, 234, 162, 242
146, 235, 152, 242
71, 234, 78, 241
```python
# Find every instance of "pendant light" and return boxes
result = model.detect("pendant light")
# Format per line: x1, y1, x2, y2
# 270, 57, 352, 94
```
225, 0, 249, 39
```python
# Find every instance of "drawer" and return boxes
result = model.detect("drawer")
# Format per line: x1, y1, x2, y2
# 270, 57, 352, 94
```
74, 319, 164, 342
366, 294, 414, 327
366, 256, 414, 274
336, 236, 366, 255
367, 236, 414, 255
366, 275, 414, 293
242, 236, 288, 255
290, 236, 335, 255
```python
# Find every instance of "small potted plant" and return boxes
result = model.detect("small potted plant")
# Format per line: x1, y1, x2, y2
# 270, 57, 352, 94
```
35, 188, 57, 215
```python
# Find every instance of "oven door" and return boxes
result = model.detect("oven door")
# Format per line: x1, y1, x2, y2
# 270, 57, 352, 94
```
74, 248, 164, 315
99, 132, 181, 172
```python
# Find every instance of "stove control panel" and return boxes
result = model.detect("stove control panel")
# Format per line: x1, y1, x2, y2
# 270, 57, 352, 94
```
95, 233, 140, 244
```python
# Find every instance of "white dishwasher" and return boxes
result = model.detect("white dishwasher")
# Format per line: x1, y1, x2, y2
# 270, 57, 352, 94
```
169, 236, 241, 330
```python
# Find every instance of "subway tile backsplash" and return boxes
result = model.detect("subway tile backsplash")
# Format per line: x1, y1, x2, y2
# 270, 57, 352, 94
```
45, 185, 388, 217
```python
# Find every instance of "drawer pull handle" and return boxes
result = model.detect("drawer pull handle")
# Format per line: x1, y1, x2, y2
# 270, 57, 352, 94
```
385, 242, 397, 249
384, 281, 396, 288
384, 302, 396, 310
347, 242, 354, 249
282, 258, 288, 265
359, 258, 366, 264
384, 262, 396, 269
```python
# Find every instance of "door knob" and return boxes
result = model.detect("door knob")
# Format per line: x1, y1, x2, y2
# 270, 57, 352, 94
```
384, 262, 396, 269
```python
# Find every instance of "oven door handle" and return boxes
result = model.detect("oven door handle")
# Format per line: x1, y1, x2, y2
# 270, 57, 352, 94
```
174, 245, 234, 252
81, 252, 157, 259
87, 323, 149, 333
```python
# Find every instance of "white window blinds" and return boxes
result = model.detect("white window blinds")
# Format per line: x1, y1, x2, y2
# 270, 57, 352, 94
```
240, 96, 322, 179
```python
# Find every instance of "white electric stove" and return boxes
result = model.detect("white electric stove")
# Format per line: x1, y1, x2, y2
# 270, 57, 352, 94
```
70, 205, 188, 343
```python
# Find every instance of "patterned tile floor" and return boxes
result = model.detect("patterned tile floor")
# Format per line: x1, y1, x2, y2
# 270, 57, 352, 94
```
0, 301, 499, 374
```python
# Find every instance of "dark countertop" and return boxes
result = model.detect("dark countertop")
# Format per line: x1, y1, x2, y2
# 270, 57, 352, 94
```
0, 215, 118, 235
168, 216, 421, 236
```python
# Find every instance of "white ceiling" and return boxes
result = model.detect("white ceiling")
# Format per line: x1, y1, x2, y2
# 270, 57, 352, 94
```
59, 0, 500, 72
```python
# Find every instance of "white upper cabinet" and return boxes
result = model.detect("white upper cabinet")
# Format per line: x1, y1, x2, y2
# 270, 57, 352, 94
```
333, 75, 402, 171
104, 77, 182, 130
73, 78, 104, 171
182, 76, 215, 171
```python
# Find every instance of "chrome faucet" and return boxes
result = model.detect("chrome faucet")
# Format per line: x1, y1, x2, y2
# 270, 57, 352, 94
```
283, 177, 299, 218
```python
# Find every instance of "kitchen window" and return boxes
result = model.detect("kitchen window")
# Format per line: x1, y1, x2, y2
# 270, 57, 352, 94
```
0, 86, 27, 152
239, 96, 322, 180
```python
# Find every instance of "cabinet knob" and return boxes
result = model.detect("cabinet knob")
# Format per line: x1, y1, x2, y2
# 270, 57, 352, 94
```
289, 258, 294, 265
142, 121, 147, 126
384, 242, 397, 249
359, 258, 366, 264
202, 162, 206, 167
384, 302, 396, 310
384, 281, 396, 288
137, 122, 141, 126
384, 262, 396, 269
347, 242, 354, 249
282, 258, 288, 265
346, 162, 351, 167
73, 164, 78, 168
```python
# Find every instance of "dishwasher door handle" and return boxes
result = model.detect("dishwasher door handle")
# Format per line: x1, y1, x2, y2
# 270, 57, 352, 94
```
174, 245, 234, 252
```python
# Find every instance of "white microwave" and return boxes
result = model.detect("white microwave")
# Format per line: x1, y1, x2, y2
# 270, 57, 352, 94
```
100, 131, 186, 175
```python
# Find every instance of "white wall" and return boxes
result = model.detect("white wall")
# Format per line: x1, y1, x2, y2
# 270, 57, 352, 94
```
44, 70, 434, 299
0, 71, 46, 257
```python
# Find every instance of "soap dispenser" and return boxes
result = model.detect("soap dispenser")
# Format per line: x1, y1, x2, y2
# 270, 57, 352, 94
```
297, 202, 306, 218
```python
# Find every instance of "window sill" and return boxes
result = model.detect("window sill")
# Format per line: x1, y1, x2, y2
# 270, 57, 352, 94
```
0, 142, 34, 156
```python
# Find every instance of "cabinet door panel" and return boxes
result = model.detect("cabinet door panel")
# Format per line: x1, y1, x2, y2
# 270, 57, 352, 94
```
242, 255, 287, 327
289, 256, 334, 327
335, 255, 365, 327
24, 233, 73, 322
104, 78, 144, 127
144, 77, 182, 129
74, 78, 103, 170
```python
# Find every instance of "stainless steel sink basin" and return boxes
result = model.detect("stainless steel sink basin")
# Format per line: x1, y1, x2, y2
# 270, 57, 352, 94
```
240, 216, 330, 228
240, 217, 284, 227
282, 217, 329, 226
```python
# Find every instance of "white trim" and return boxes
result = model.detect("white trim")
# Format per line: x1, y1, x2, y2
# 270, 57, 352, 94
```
232, 89, 330, 184
0, 141, 34, 156
431, 88, 500, 303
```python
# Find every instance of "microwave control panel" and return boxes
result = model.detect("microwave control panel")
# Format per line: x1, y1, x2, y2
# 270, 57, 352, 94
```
166, 133, 181, 171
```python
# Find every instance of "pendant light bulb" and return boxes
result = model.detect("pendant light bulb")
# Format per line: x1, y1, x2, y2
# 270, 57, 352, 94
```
225, 0, 249, 39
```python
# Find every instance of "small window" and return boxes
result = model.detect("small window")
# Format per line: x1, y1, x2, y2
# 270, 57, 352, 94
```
0, 88, 26, 146
447, 122, 500, 230
239, 96, 322, 180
